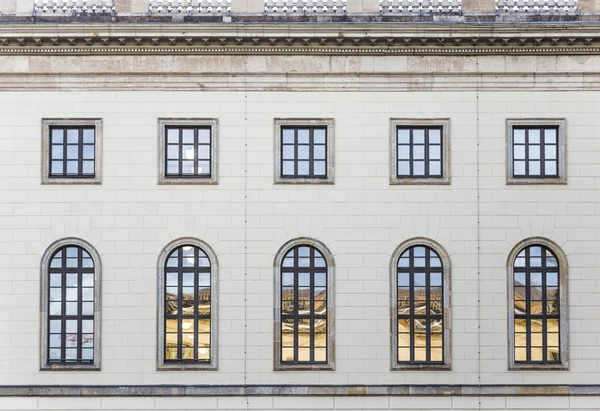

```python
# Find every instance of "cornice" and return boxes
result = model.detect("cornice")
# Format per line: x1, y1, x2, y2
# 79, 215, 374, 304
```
2, 22, 600, 55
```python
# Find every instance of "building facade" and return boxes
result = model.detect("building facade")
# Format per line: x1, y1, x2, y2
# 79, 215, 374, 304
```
1, 0, 600, 409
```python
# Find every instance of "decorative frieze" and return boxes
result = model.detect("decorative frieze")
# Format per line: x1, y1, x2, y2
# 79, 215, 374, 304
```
148, 0, 231, 14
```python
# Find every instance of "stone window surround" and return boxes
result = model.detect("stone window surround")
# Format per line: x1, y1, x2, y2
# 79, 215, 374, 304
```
156, 237, 219, 371
39, 237, 102, 371
273, 237, 335, 371
390, 237, 452, 371
41, 118, 103, 185
507, 237, 569, 371
157, 118, 219, 185
274, 118, 335, 185
506, 118, 567, 185
389, 118, 451, 185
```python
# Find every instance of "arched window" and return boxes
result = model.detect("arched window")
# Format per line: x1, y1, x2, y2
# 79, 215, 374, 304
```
40, 238, 101, 370
274, 238, 335, 370
157, 238, 218, 370
508, 238, 568, 370
391, 238, 451, 370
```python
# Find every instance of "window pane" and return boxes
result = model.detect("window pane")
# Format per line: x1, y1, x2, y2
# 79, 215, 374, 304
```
167, 145, 179, 160
413, 161, 425, 176
413, 129, 425, 144
545, 161, 557, 176
545, 145, 557, 160
282, 129, 294, 144
314, 161, 326, 176
182, 129, 194, 144
429, 129, 441, 144
66, 145, 78, 160
529, 161, 540, 175
198, 129, 210, 144
514, 145, 525, 160
282, 161, 294, 176
429, 161, 441, 176
51, 129, 64, 144
167, 129, 179, 144
545, 129, 557, 144
67, 129, 79, 144
313, 129, 326, 144
429, 145, 441, 160
514, 161, 526, 176
51, 161, 63, 175
297, 161, 309, 176
282, 146, 295, 160
514, 129, 525, 144
529, 129, 540, 144
298, 146, 309, 160
314, 145, 326, 160
297, 129, 309, 144
82, 129, 95, 144
82, 161, 94, 175
529, 145, 540, 160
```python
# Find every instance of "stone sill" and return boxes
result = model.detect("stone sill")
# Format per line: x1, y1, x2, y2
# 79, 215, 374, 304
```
2, 384, 600, 397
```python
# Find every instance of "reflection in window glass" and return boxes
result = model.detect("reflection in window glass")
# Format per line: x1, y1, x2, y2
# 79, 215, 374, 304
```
512, 127, 559, 178
164, 245, 211, 362
281, 245, 327, 363
397, 246, 444, 363
47, 246, 95, 363
514, 245, 560, 363
165, 127, 212, 178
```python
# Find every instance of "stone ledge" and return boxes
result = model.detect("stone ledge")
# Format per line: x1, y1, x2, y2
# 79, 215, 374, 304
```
0, 385, 599, 397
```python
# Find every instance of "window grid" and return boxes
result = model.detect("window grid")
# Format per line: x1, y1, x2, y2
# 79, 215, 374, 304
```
397, 246, 444, 364
280, 246, 328, 364
281, 127, 327, 179
49, 127, 95, 178
514, 245, 561, 363
165, 127, 212, 178
47, 246, 95, 364
396, 127, 443, 178
512, 127, 559, 178
164, 246, 211, 363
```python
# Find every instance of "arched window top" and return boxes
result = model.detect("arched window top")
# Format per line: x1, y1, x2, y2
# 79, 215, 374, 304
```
507, 237, 567, 271
50, 246, 94, 269
274, 237, 335, 269
166, 245, 211, 268
391, 237, 451, 272
40, 238, 101, 371
158, 237, 218, 269
397, 245, 442, 269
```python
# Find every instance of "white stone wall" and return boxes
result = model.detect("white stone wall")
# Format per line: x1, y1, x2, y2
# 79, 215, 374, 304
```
3, 395, 600, 410
0, 86, 599, 406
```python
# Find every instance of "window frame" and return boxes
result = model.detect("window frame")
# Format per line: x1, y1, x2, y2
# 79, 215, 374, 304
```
158, 118, 219, 185
41, 119, 103, 185
389, 119, 451, 185
506, 119, 567, 185
507, 237, 569, 371
390, 237, 451, 371
274, 238, 335, 371
40, 238, 102, 371
274, 119, 335, 185
157, 237, 218, 371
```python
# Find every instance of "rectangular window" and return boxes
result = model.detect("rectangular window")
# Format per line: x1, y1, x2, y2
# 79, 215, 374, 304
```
396, 127, 443, 178
281, 127, 327, 179
49, 128, 96, 178
42, 119, 102, 185
274, 119, 334, 184
158, 119, 218, 185
506, 119, 566, 184
390, 119, 450, 185
512, 127, 558, 178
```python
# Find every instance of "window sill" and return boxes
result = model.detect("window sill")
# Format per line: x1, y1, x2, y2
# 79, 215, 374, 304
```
274, 177, 334, 185
41, 363, 100, 371
275, 363, 335, 371
42, 177, 102, 185
157, 362, 218, 371
390, 177, 450, 185
158, 177, 218, 185
391, 362, 451, 371
509, 362, 569, 371
506, 177, 567, 185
